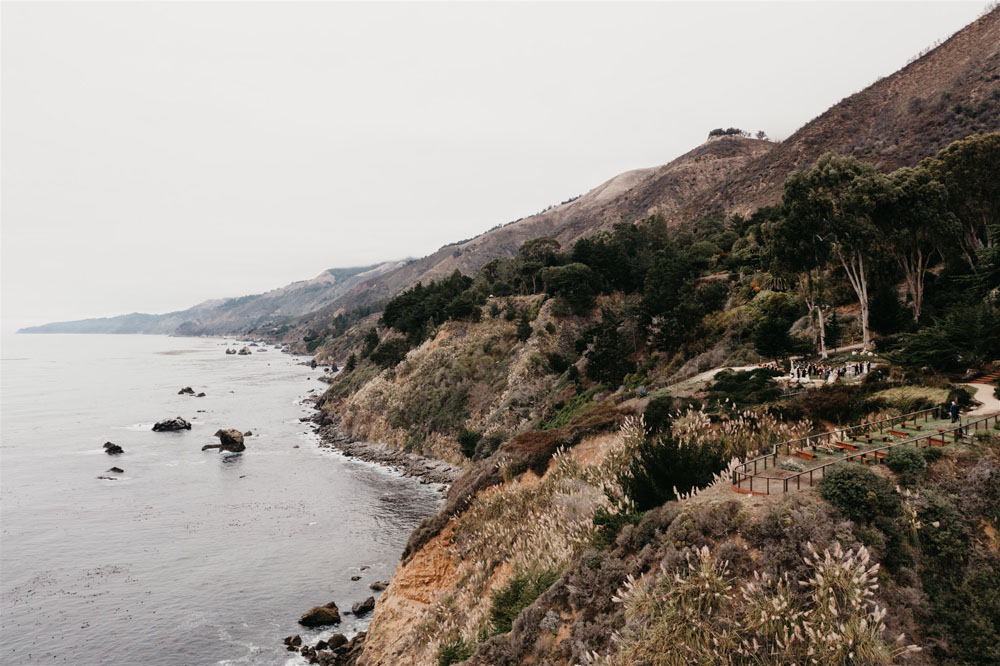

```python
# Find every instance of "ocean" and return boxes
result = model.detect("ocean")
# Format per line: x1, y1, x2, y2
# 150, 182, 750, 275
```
0, 332, 441, 665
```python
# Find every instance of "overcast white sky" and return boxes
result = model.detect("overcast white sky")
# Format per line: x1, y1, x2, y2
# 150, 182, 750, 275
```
1, 1, 986, 327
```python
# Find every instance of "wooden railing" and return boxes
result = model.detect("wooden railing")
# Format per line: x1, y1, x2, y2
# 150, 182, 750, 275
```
732, 411, 999, 495
731, 407, 939, 484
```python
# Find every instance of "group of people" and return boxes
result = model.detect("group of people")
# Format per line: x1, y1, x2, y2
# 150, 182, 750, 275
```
790, 360, 873, 383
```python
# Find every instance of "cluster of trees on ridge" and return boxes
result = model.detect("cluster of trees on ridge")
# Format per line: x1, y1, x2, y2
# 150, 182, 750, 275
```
346, 133, 998, 382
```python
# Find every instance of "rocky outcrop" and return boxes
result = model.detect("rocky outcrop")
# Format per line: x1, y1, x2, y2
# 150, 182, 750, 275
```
237, 346, 252, 355
298, 601, 341, 627
201, 429, 246, 453
152, 417, 191, 432
178, 387, 195, 395
103, 442, 124, 455
317, 425, 462, 485
225, 348, 237, 355
369, 581, 388, 592
351, 596, 375, 617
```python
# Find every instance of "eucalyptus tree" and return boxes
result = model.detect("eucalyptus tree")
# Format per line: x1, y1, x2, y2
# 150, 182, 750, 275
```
878, 165, 951, 323
924, 133, 1000, 271
763, 207, 833, 358
782, 153, 888, 351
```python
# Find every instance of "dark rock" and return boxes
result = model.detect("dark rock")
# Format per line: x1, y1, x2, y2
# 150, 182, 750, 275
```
359, 566, 369, 571
286, 645, 298, 652
298, 602, 341, 626
350, 576, 361, 581
225, 348, 237, 355
244, 431, 252, 436
237, 346, 252, 355
178, 387, 195, 395
369, 581, 388, 591
314, 640, 328, 651
284, 634, 302, 647
325, 634, 348, 650
152, 417, 192, 432
202, 429, 246, 453
351, 596, 375, 616
300, 645, 316, 659
196, 392, 206, 397
310, 359, 318, 369
107, 467, 124, 474
96, 476, 117, 481
103, 441, 124, 455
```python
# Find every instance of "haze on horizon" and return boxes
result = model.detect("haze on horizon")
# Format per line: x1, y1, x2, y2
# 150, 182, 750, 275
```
1, 1, 986, 328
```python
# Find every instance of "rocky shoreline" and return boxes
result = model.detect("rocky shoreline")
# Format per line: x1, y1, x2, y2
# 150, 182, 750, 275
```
315, 423, 462, 485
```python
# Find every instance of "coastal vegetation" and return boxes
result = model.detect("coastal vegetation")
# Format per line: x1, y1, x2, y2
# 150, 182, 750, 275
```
310, 129, 1000, 666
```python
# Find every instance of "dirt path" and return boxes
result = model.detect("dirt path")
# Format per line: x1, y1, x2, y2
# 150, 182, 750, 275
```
967, 382, 1000, 416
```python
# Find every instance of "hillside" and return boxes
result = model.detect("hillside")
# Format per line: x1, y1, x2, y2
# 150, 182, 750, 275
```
18, 262, 402, 336
687, 5, 1000, 218
285, 8, 1000, 348
281, 136, 772, 341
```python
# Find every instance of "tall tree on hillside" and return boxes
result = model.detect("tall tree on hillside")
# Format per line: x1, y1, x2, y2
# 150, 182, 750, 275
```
877, 165, 951, 323
782, 153, 888, 351
763, 210, 833, 358
925, 133, 1000, 271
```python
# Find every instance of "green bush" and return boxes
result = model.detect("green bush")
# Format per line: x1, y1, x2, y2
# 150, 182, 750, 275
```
591, 506, 643, 549
474, 431, 505, 460
922, 446, 946, 463
620, 433, 727, 512
457, 428, 482, 459
706, 368, 783, 407
819, 464, 900, 523
369, 338, 411, 368
546, 352, 570, 374
885, 446, 927, 486
437, 638, 475, 666
643, 395, 675, 434
488, 568, 561, 636
789, 385, 878, 425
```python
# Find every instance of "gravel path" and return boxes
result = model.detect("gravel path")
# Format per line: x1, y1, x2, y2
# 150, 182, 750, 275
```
967, 382, 1000, 416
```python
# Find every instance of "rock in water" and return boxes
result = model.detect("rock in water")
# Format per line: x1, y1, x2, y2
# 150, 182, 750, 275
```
107, 467, 124, 473
237, 346, 251, 355
196, 392, 206, 397
178, 387, 195, 395
225, 348, 236, 355
152, 417, 192, 432
298, 602, 341, 626
351, 596, 375, 617
369, 580, 388, 591
103, 441, 124, 455
202, 429, 246, 453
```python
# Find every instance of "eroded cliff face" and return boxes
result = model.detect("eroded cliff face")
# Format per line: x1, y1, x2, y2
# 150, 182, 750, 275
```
321, 295, 600, 464
357, 432, 627, 666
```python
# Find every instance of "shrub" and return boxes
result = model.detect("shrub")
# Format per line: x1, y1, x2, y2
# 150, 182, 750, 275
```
819, 464, 901, 523
591, 506, 642, 550
546, 352, 570, 374
789, 385, 875, 425
620, 433, 727, 512
474, 431, 505, 460
369, 338, 411, 368
437, 638, 475, 666
488, 568, 561, 636
922, 446, 945, 463
916, 491, 969, 573
457, 428, 483, 459
643, 395, 674, 434
706, 368, 782, 407
885, 446, 927, 486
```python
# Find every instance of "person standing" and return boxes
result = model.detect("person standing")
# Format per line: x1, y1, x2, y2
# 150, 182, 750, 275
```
949, 399, 960, 423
